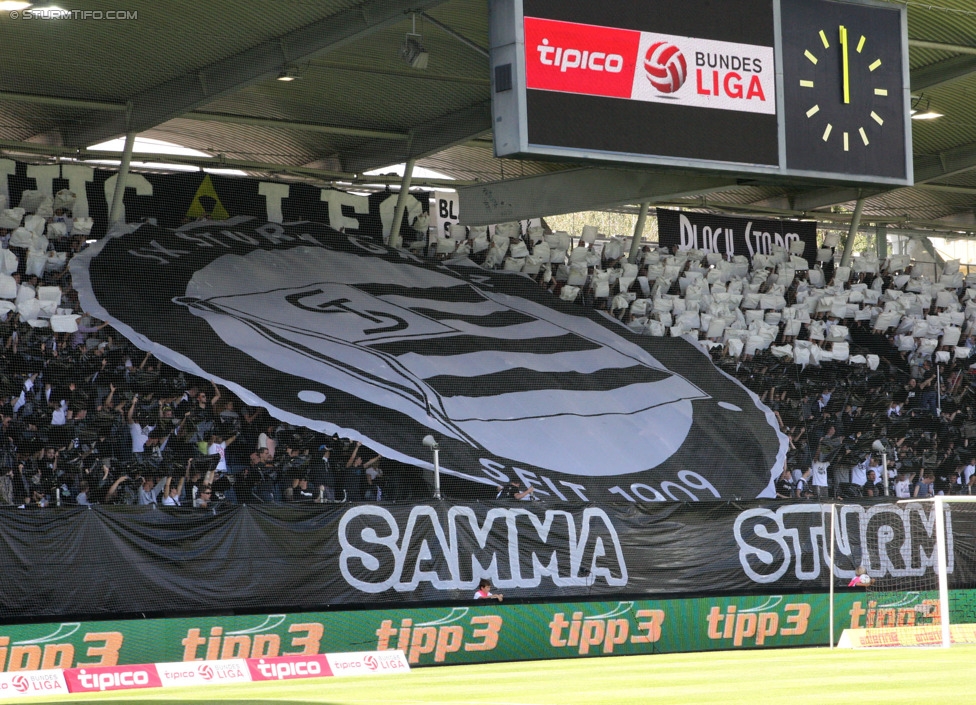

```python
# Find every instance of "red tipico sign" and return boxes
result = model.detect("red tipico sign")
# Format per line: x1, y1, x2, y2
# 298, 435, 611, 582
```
524, 16, 640, 98
245, 654, 333, 681
63, 664, 161, 693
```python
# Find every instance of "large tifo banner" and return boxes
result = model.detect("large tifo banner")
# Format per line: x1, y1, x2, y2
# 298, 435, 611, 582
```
71, 217, 784, 502
1, 501, 974, 620
0, 589, 973, 675
657, 208, 819, 264
0, 158, 429, 239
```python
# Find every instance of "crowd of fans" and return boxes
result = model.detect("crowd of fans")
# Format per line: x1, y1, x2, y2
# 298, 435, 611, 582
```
1, 185, 975, 508
0, 190, 437, 509
433, 220, 976, 501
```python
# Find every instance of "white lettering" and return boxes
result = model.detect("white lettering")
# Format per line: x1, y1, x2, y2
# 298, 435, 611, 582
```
258, 182, 290, 224
60, 165, 94, 218
605, 54, 624, 73
321, 189, 369, 232
25, 164, 59, 197
534, 39, 622, 74
537, 38, 555, 65
734, 503, 952, 584
379, 193, 422, 242
0, 159, 15, 211
339, 505, 628, 593
104, 172, 154, 225
560, 48, 581, 72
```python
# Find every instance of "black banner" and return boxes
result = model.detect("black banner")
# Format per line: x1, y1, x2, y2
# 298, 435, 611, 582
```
657, 208, 819, 264
0, 158, 429, 240
1, 500, 972, 620
70, 218, 785, 504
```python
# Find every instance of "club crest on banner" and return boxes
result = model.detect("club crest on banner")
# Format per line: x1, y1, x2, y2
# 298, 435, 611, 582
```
70, 217, 784, 502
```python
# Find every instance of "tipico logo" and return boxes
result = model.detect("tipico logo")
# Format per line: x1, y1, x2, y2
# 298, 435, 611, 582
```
644, 42, 687, 93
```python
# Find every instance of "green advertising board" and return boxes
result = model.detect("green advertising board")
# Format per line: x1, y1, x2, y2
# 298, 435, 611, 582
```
0, 589, 970, 671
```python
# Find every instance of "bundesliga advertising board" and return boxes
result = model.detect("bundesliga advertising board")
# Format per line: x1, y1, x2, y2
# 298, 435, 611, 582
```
490, 0, 911, 184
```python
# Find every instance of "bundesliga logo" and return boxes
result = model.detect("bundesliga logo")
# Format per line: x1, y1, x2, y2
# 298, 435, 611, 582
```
644, 42, 687, 93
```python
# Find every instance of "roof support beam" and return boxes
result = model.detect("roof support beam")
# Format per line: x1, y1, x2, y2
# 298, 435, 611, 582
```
910, 55, 976, 92
914, 141, 976, 183
456, 169, 739, 225
182, 111, 409, 141
908, 39, 976, 56
0, 91, 127, 112
60, 0, 450, 148
419, 12, 489, 58
0, 138, 475, 188
342, 101, 492, 173
749, 187, 887, 212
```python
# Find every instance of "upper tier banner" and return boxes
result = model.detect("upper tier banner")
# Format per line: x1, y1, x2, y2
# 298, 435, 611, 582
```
71, 217, 785, 502
657, 208, 819, 264
0, 158, 429, 239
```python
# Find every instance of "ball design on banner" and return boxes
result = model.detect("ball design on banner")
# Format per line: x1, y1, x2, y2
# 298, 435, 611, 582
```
644, 42, 687, 94
12, 675, 29, 693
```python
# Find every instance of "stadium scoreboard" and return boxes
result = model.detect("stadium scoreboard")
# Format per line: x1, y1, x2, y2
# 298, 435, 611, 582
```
489, 0, 912, 185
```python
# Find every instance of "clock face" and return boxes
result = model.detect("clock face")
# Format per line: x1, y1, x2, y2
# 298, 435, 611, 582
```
781, 0, 908, 181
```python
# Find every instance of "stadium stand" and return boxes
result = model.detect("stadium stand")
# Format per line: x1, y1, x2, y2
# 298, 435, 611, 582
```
0, 196, 973, 507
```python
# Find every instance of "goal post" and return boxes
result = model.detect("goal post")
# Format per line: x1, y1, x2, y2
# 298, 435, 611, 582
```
899, 496, 954, 648
830, 496, 976, 649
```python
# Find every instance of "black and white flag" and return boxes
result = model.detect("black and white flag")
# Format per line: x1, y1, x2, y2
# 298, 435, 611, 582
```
71, 218, 786, 503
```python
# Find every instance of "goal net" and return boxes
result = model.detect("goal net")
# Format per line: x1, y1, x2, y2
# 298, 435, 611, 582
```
831, 497, 976, 648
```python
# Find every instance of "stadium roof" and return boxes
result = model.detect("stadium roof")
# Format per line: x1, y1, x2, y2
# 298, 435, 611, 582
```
2, 0, 976, 236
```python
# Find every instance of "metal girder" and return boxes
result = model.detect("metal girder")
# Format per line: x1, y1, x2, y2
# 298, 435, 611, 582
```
183, 111, 409, 141
342, 101, 492, 174
750, 187, 886, 212
60, 0, 449, 148
456, 169, 739, 225
916, 183, 976, 195
911, 55, 976, 92
909, 39, 976, 56
0, 138, 477, 188
915, 141, 976, 183
0, 91, 127, 112
419, 12, 489, 58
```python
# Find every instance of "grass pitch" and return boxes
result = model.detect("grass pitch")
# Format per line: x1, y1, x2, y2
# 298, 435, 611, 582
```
16, 646, 976, 704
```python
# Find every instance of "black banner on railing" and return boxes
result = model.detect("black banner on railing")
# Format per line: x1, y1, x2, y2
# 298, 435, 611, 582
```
656, 208, 819, 263
1, 500, 971, 620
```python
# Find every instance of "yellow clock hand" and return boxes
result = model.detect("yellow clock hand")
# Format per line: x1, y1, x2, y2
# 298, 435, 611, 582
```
840, 25, 850, 104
